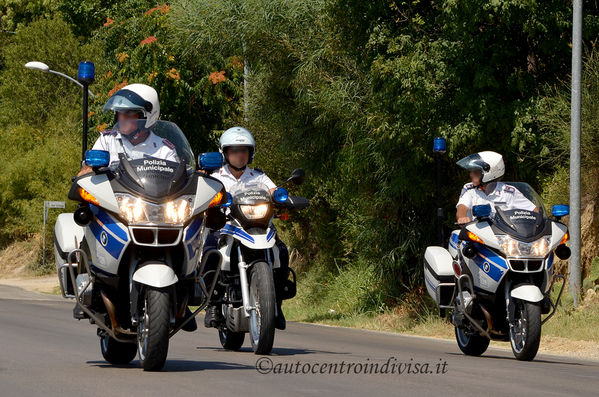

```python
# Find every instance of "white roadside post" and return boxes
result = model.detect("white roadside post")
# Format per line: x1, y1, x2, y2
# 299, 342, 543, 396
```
43, 201, 65, 269
569, 0, 583, 307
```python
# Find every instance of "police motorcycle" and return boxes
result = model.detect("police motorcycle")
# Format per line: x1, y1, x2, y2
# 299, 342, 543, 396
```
53, 119, 229, 371
424, 183, 571, 361
202, 169, 309, 354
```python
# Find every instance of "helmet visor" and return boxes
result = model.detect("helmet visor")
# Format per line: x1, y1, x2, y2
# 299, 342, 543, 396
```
103, 89, 153, 114
456, 153, 489, 172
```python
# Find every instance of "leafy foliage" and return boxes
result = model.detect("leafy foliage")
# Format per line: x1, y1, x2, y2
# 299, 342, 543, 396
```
2, 1, 599, 311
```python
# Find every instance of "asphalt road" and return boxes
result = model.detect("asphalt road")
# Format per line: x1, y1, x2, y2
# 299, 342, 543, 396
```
0, 284, 597, 396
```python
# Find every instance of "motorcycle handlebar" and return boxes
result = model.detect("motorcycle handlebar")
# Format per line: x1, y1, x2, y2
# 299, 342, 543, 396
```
276, 195, 310, 210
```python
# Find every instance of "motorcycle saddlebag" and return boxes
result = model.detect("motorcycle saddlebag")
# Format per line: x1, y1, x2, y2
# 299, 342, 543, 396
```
423, 246, 455, 308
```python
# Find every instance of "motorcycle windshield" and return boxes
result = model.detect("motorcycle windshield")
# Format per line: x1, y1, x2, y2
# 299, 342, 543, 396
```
228, 182, 273, 228
107, 120, 195, 168
492, 182, 549, 240
230, 182, 271, 205
108, 120, 196, 199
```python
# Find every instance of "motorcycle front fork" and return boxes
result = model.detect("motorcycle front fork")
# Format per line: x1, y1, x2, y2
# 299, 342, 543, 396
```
237, 246, 253, 316
236, 246, 278, 318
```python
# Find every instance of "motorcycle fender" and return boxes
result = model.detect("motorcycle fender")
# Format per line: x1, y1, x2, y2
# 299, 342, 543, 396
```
510, 284, 544, 302
132, 263, 178, 288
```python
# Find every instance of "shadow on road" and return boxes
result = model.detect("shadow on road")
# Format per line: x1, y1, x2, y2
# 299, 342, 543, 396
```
195, 346, 349, 356
445, 352, 596, 366
86, 360, 254, 372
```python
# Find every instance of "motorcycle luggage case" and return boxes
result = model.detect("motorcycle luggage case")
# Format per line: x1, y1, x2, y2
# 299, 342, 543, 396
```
54, 213, 85, 297
424, 246, 455, 308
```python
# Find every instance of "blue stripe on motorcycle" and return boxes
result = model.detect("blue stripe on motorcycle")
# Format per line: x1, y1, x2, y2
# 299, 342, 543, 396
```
547, 252, 554, 269
475, 243, 508, 269
89, 219, 125, 259
266, 227, 276, 242
472, 252, 504, 282
222, 224, 255, 243
449, 233, 459, 249
90, 205, 128, 241
185, 217, 203, 242
451, 233, 459, 244
424, 274, 436, 291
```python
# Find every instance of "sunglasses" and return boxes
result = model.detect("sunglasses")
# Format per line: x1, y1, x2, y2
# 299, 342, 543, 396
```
118, 110, 143, 118
228, 147, 250, 154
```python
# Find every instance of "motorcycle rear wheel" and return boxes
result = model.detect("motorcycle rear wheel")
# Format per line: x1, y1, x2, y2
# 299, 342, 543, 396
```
219, 328, 245, 351
455, 325, 490, 356
100, 334, 137, 365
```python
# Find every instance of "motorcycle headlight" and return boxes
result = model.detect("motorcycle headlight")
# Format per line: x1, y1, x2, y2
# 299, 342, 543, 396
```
164, 197, 193, 224
497, 236, 552, 258
239, 203, 270, 220
116, 194, 194, 225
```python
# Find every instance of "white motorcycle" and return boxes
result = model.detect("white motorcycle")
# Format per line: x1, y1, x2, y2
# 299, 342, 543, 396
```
424, 182, 570, 361
203, 169, 309, 354
54, 120, 228, 371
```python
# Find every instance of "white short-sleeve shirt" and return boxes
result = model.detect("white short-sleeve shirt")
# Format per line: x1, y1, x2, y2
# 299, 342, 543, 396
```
91, 130, 179, 165
210, 165, 276, 192
456, 182, 536, 218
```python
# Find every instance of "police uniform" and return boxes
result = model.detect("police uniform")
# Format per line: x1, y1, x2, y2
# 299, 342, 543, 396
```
210, 164, 276, 192
456, 182, 536, 218
92, 129, 179, 165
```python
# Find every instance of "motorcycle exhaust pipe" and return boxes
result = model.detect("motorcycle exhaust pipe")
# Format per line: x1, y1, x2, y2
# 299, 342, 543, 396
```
100, 290, 119, 330
100, 290, 137, 336
479, 304, 504, 337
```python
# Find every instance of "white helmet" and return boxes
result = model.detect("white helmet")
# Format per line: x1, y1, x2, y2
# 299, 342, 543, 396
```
457, 151, 505, 184
219, 126, 256, 164
103, 83, 160, 129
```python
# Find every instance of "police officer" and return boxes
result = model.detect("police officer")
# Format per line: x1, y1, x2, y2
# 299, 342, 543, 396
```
456, 151, 536, 224
203, 126, 290, 330
78, 83, 177, 176
75, 84, 197, 331
211, 126, 276, 193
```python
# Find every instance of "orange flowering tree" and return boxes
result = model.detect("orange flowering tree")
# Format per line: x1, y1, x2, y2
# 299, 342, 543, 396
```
85, 2, 244, 152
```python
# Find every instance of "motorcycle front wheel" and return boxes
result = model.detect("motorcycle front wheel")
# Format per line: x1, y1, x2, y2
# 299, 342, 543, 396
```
248, 261, 276, 354
138, 287, 170, 371
509, 299, 541, 361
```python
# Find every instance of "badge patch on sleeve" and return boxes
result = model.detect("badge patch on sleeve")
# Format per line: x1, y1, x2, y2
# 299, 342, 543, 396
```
163, 139, 175, 149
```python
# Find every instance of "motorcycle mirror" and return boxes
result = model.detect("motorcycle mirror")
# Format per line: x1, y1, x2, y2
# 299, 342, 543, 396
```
287, 168, 305, 185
